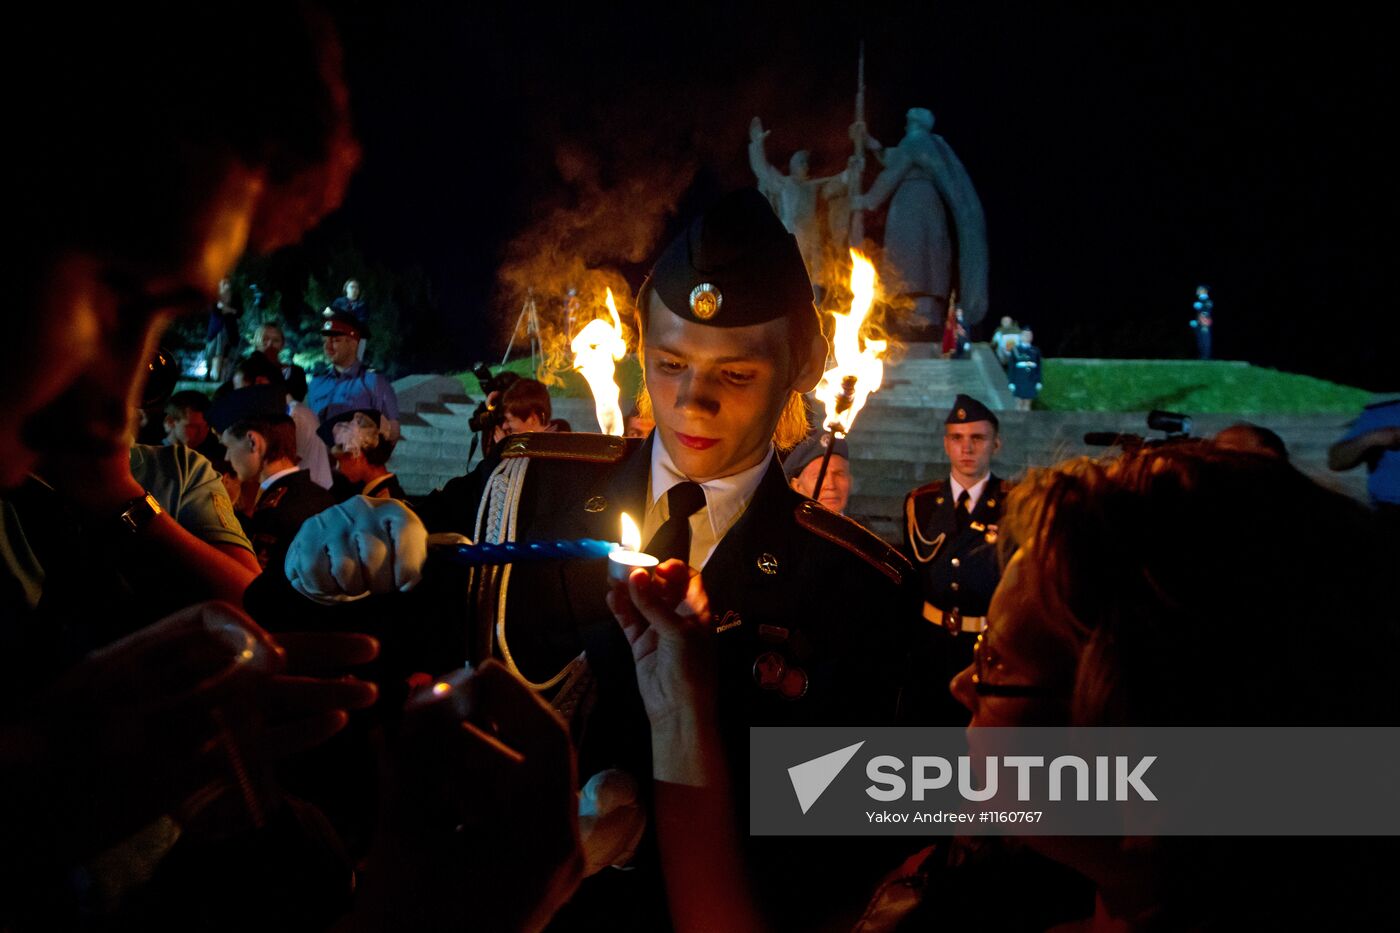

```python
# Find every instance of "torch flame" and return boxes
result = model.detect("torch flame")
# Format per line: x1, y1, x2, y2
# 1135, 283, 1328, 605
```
571, 288, 629, 435
619, 511, 641, 551
814, 250, 887, 435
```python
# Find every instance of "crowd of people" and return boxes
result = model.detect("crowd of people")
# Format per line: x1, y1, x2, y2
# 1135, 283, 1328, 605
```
5, 9, 1397, 933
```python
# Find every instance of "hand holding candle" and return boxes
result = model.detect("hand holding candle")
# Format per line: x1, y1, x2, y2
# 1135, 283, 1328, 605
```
608, 512, 659, 583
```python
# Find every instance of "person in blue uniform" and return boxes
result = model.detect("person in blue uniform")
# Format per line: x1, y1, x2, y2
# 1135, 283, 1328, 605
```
901, 393, 1011, 723
305, 312, 400, 436
1190, 285, 1214, 360
1008, 328, 1043, 411
279, 189, 922, 929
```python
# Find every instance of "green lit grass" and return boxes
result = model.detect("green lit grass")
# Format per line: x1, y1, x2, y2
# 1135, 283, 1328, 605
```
450, 355, 644, 403
1035, 360, 1372, 414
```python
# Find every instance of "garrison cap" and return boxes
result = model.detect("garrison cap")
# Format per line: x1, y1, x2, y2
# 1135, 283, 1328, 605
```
648, 188, 815, 328
783, 432, 850, 480
208, 384, 288, 434
322, 311, 369, 340
945, 393, 999, 430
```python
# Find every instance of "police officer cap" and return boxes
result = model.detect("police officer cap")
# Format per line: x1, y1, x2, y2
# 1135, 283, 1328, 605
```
322, 311, 369, 341
945, 393, 999, 430
208, 384, 288, 434
783, 431, 850, 480
648, 188, 815, 328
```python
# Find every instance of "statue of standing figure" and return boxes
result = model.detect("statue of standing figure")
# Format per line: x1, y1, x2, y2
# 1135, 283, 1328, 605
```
748, 116, 853, 297
855, 107, 988, 330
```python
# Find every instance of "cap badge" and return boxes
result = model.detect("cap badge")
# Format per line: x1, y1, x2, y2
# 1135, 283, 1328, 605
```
957, 408, 967, 420
689, 283, 722, 320
756, 553, 779, 575
584, 496, 607, 513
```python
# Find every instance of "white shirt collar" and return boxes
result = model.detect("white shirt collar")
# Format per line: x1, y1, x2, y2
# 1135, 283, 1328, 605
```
260, 466, 301, 492
949, 473, 991, 513
646, 439, 774, 565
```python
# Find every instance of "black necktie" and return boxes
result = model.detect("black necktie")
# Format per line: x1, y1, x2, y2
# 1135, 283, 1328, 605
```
645, 481, 707, 565
955, 489, 971, 531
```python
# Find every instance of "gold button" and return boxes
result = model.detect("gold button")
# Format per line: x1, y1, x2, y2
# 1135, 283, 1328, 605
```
951, 582, 960, 591
950, 558, 961, 567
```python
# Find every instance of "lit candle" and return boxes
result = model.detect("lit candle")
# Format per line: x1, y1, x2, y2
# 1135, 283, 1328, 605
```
608, 511, 658, 583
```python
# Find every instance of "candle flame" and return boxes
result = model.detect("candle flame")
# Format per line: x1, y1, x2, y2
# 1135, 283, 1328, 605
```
814, 250, 887, 435
571, 288, 628, 435
619, 511, 641, 551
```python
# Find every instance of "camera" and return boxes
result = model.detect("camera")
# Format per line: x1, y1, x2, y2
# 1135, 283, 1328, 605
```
1084, 410, 1193, 451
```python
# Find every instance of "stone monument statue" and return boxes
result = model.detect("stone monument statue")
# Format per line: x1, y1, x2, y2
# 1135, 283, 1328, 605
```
855, 107, 988, 328
748, 116, 851, 294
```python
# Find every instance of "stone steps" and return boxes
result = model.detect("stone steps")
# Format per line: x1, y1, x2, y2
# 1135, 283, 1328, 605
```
391, 396, 603, 496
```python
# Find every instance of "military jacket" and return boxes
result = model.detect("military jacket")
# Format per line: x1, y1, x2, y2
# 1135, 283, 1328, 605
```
1009, 345, 1044, 400
241, 470, 335, 570
903, 473, 1011, 621
420, 433, 917, 747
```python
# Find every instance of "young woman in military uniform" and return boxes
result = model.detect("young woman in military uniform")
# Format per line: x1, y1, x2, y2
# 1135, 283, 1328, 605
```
280, 189, 924, 928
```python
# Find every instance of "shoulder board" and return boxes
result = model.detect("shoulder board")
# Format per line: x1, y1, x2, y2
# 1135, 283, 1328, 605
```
1361, 398, 1400, 412
500, 431, 635, 464
794, 499, 912, 586
906, 479, 946, 500
997, 478, 1014, 494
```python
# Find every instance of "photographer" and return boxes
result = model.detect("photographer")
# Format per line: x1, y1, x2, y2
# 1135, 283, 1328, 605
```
412, 375, 556, 534
497, 378, 554, 440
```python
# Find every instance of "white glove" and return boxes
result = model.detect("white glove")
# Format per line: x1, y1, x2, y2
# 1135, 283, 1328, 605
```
284, 496, 428, 604
577, 769, 646, 876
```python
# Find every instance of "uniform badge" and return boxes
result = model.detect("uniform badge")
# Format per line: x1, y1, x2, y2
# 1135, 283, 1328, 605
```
778, 666, 809, 700
715, 610, 743, 634
753, 651, 809, 700
753, 651, 786, 689
584, 496, 607, 513
756, 553, 779, 575
985, 523, 999, 544
986, 498, 996, 508
212, 490, 240, 531
935, 497, 945, 505
689, 283, 722, 320
256, 486, 288, 512
970, 521, 986, 532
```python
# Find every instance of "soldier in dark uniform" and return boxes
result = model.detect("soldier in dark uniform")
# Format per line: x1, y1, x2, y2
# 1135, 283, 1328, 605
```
1008, 328, 1044, 411
901, 393, 1012, 724
287, 189, 921, 928
211, 386, 335, 570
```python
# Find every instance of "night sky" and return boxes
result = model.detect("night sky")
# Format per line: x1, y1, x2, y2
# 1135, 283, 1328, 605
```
277, 3, 1396, 391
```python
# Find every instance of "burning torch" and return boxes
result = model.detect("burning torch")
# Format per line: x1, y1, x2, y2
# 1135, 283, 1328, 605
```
811, 250, 886, 499
570, 287, 629, 436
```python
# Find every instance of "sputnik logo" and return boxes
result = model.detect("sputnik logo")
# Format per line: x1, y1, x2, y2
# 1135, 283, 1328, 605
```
788, 741, 865, 814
